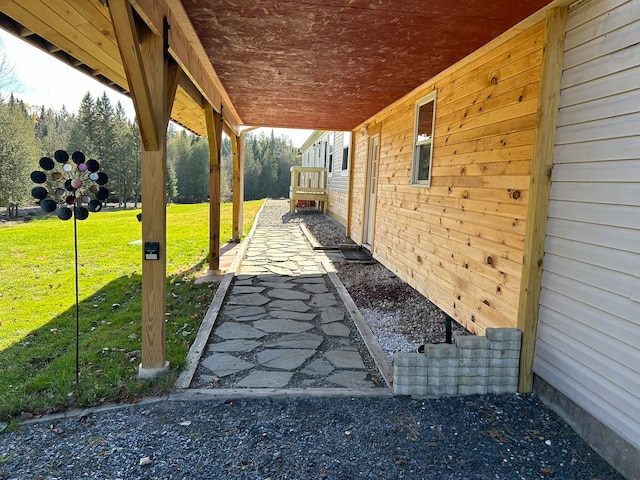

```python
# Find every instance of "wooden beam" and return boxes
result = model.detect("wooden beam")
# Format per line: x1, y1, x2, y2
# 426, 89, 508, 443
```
231, 133, 243, 242
345, 129, 356, 238
130, 0, 242, 133
205, 105, 222, 272
109, 0, 159, 150
178, 71, 204, 109
517, 7, 567, 393
166, 61, 181, 127
109, 0, 176, 376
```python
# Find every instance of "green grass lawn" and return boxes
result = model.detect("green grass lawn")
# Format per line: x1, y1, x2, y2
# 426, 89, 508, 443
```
0, 200, 263, 421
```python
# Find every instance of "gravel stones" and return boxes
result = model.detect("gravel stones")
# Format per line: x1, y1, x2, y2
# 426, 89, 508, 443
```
0, 396, 623, 480
289, 200, 472, 364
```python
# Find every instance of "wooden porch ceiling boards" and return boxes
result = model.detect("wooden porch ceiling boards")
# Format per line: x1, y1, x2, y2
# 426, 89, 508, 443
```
0, 0, 552, 133
181, 0, 552, 131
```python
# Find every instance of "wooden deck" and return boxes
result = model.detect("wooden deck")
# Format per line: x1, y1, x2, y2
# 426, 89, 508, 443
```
289, 166, 328, 214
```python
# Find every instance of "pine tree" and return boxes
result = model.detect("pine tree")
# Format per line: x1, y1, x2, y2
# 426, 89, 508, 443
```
68, 93, 97, 156
0, 100, 41, 217
110, 102, 139, 206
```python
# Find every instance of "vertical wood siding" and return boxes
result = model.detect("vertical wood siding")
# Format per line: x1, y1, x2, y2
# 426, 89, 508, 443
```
327, 190, 348, 226
534, 0, 640, 450
349, 21, 545, 334
349, 132, 370, 245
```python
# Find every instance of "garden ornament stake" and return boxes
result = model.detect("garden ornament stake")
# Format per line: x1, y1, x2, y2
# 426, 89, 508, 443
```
31, 150, 109, 385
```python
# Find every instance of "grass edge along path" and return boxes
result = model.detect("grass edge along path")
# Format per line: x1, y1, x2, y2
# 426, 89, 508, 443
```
0, 200, 263, 421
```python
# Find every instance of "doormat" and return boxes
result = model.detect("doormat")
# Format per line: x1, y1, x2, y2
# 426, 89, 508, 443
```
340, 248, 374, 263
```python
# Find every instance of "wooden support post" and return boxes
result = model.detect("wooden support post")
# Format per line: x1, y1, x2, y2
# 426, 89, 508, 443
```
205, 105, 222, 272
345, 129, 356, 238
517, 7, 567, 393
110, 0, 177, 377
231, 133, 243, 242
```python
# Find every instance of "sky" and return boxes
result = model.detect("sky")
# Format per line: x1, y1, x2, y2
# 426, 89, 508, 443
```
0, 29, 314, 148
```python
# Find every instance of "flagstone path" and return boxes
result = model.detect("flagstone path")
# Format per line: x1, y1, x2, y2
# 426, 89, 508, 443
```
190, 222, 388, 391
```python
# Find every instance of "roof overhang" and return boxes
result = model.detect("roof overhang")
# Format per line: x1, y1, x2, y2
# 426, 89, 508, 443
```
0, 0, 557, 134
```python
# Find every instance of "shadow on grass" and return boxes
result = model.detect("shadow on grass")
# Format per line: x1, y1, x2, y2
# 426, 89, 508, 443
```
0, 269, 218, 421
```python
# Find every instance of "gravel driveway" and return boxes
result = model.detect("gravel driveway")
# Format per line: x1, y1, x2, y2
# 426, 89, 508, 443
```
0, 393, 623, 479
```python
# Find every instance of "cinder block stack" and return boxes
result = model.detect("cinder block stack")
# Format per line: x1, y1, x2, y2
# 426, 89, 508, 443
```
393, 352, 429, 396
392, 328, 523, 397
424, 343, 458, 396
486, 328, 521, 394
455, 335, 490, 395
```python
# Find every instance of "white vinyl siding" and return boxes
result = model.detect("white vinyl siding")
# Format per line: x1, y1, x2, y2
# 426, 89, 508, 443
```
301, 131, 350, 193
329, 131, 349, 193
534, 0, 640, 451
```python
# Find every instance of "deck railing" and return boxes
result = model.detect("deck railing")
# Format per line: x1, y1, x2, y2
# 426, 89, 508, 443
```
289, 166, 328, 214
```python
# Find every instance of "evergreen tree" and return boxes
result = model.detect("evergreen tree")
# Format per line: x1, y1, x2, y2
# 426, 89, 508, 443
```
169, 131, 191, 202
110, 102, 139, 206
243, 134, 262, 200
220, 136, 232, 202
68, 93, 97, 156
35, 106, 73, 156
0, 100, 41, 217
167, 160, 178, 203
174, 136, 209, 203
93, 92, 116, 173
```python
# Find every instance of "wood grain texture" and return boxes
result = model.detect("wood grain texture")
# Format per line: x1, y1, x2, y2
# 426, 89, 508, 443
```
517, 7, 567, 392
136, 21, 170, 370
206, 106, 222, 272
349, 19, 546, 339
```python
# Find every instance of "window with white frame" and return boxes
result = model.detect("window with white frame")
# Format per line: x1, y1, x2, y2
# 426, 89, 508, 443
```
327, 133, 335, 172
342, 131, 351, 170
412, 91, 436, 185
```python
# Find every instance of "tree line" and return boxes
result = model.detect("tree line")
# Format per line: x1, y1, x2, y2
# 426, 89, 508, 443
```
0, 91, 300, 217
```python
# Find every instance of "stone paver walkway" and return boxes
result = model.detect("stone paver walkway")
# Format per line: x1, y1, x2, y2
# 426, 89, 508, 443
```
189, 220, 388, 391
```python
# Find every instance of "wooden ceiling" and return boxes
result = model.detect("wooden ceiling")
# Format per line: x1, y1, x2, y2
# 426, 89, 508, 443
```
0, 0, 553, 134
182, 0, 553, 131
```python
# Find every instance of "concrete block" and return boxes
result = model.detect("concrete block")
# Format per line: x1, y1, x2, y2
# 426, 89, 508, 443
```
393, 384, 411, 395
486, 328, 521, 342
489, 348, 520, 359
487, 384, 518, 395
425, 384, 458, 396
458, 366, 489, 377
455, 335, 491, 350
488, 367, 519, 381
487, 374, 518, 385
490, 340, 521, 352
458, 375, 488, 387
424, 343, 457, 358
394, 352, 429, 368
427, 366, 458, 377
459, 356, 489, 368
458, 348, 489, 359
394, 365, 428, 377
394, 384, 429, 396
409, 385, 429, 396
458, 384, 488, 395
428, 376, 457, 386
489, 357, 519, 368
429, 357, 459, 368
